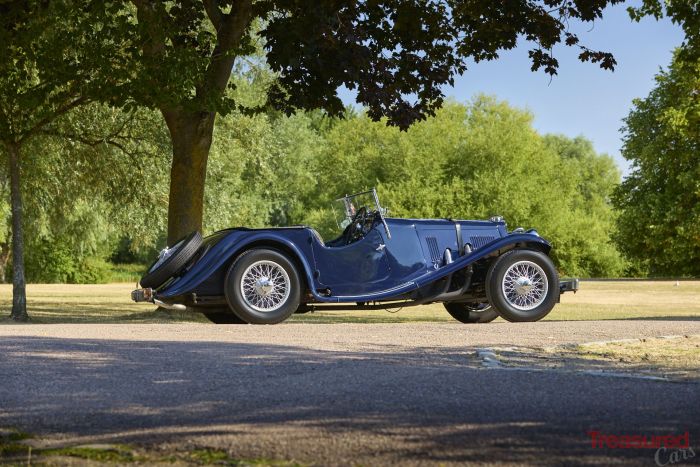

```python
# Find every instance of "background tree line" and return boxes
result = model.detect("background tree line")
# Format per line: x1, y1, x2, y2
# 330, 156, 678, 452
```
1, 93, 625, 281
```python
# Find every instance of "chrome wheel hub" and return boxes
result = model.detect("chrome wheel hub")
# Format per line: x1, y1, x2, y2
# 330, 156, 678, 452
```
514, 277, 534, 295
254, 277, 274, 296
501, 261, 548, 311
240, 260, 290, 312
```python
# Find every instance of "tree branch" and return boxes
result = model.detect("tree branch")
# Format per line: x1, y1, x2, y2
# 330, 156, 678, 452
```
203, 0, 223, 31
19, 95, 88, 144
131, 0, 168, 59
40, 128, 144, 164
40, 109, 137, 147
198, 0, 254, 102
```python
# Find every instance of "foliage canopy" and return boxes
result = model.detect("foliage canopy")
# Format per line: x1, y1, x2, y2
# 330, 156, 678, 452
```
112, 0, 625, 127
77, 0, 633, 243
613, 50, 700, 276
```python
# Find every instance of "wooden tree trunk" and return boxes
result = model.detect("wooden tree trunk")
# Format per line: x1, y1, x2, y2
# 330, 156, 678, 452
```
162, 109, 216, 245
0, 243, 10, 283
7, 143, 28, 321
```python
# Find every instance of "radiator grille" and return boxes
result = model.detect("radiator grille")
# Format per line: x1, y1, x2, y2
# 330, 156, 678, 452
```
470, 235, 496, 250
426, 236, 441, 263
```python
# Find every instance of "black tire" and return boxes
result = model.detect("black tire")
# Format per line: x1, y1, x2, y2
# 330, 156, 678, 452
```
295, 303, 314, 314
224, 249, 301, 325
200, 307, 248, 324
140, 231, 203, 289
485, 249, 559, 322
444, 302, 499, 323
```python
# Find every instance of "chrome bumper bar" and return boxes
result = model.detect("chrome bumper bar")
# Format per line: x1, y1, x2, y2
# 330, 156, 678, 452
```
559, 279, 579, 294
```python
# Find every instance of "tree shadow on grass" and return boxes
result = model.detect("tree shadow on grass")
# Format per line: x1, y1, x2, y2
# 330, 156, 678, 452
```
0, 336, 697, 465
0, 302, 206, 324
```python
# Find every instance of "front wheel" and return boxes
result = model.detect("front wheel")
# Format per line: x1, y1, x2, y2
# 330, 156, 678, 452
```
224, 249, 301, 324
444, 302, 498, 323
486, 249, 559, 322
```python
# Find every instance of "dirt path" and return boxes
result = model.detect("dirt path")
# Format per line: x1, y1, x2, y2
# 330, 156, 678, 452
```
1, 321, 698, 466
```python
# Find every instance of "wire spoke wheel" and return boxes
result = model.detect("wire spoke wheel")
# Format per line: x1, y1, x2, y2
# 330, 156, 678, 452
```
225, 249, 301, 325
239, 260, 291, 313
501, 260, 549, 311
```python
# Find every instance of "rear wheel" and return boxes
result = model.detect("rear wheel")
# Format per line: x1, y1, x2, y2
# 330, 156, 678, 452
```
295, 303, 314, 314
200, 307, 248, 324
224, 249, 301, 325
486, 249, 559, 322
444, 302, 499, 323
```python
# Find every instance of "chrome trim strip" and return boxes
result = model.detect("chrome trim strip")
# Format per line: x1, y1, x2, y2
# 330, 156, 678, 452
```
332, 281, 416, 299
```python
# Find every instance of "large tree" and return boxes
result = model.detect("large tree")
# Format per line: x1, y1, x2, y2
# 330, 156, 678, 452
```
614, 1, 699, 276
612, 49, 699, 276
0, 2, 128, 320
0, 3, 83, 320
103, 0, 627, 244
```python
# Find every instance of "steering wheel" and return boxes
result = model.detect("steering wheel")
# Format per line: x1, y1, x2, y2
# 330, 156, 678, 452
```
344, 206, 369, 244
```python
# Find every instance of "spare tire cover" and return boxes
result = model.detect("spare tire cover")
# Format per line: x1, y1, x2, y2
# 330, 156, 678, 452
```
140, 231, 203, 289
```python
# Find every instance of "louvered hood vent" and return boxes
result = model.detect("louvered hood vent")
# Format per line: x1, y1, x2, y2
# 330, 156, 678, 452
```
426, 236, 441, 263
470, 235, 496, 250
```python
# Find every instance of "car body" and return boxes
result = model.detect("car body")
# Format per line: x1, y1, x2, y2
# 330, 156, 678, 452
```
132, 189, 578, 324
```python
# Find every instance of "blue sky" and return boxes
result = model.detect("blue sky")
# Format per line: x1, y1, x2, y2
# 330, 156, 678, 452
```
339, 3, 685, 176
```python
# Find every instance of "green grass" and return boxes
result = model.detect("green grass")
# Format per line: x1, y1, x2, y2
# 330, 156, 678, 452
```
486, 335, 700, 382
41, 445, 137, 463
547, 280, 700, 321
574, 335, 700, 380
0, 280, 698, 324
0, 283, 209, 324
186, 448, 305, 466
0, 434, 305, 466
0, 429, 32, 463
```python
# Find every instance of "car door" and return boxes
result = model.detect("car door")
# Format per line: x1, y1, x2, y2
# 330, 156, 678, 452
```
312, 229, 391, 296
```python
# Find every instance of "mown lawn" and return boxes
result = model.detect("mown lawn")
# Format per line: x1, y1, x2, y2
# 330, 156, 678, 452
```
0, 280, 699, 324
0, 429, 304, 467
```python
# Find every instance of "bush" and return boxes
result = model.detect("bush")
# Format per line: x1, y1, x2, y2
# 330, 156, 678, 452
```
70, 257, 111, 284
25, 242, 76, 283
24, 241, 116, 283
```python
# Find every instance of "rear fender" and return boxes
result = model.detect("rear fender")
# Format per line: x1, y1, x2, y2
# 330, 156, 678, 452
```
158, 231, 316, 299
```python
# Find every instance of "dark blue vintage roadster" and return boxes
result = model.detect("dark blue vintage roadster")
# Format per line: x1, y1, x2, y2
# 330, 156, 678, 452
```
132, 189, 578, 324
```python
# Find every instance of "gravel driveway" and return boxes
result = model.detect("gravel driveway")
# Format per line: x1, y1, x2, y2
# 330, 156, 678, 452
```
1, 321, 698, 466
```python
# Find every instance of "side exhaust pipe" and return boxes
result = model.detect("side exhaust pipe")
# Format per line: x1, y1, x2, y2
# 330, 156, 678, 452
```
154, 299, 187, 311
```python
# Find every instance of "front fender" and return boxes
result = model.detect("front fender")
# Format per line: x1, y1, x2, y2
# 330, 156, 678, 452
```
413, 233, 551, 287
309, 232, 553, 302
